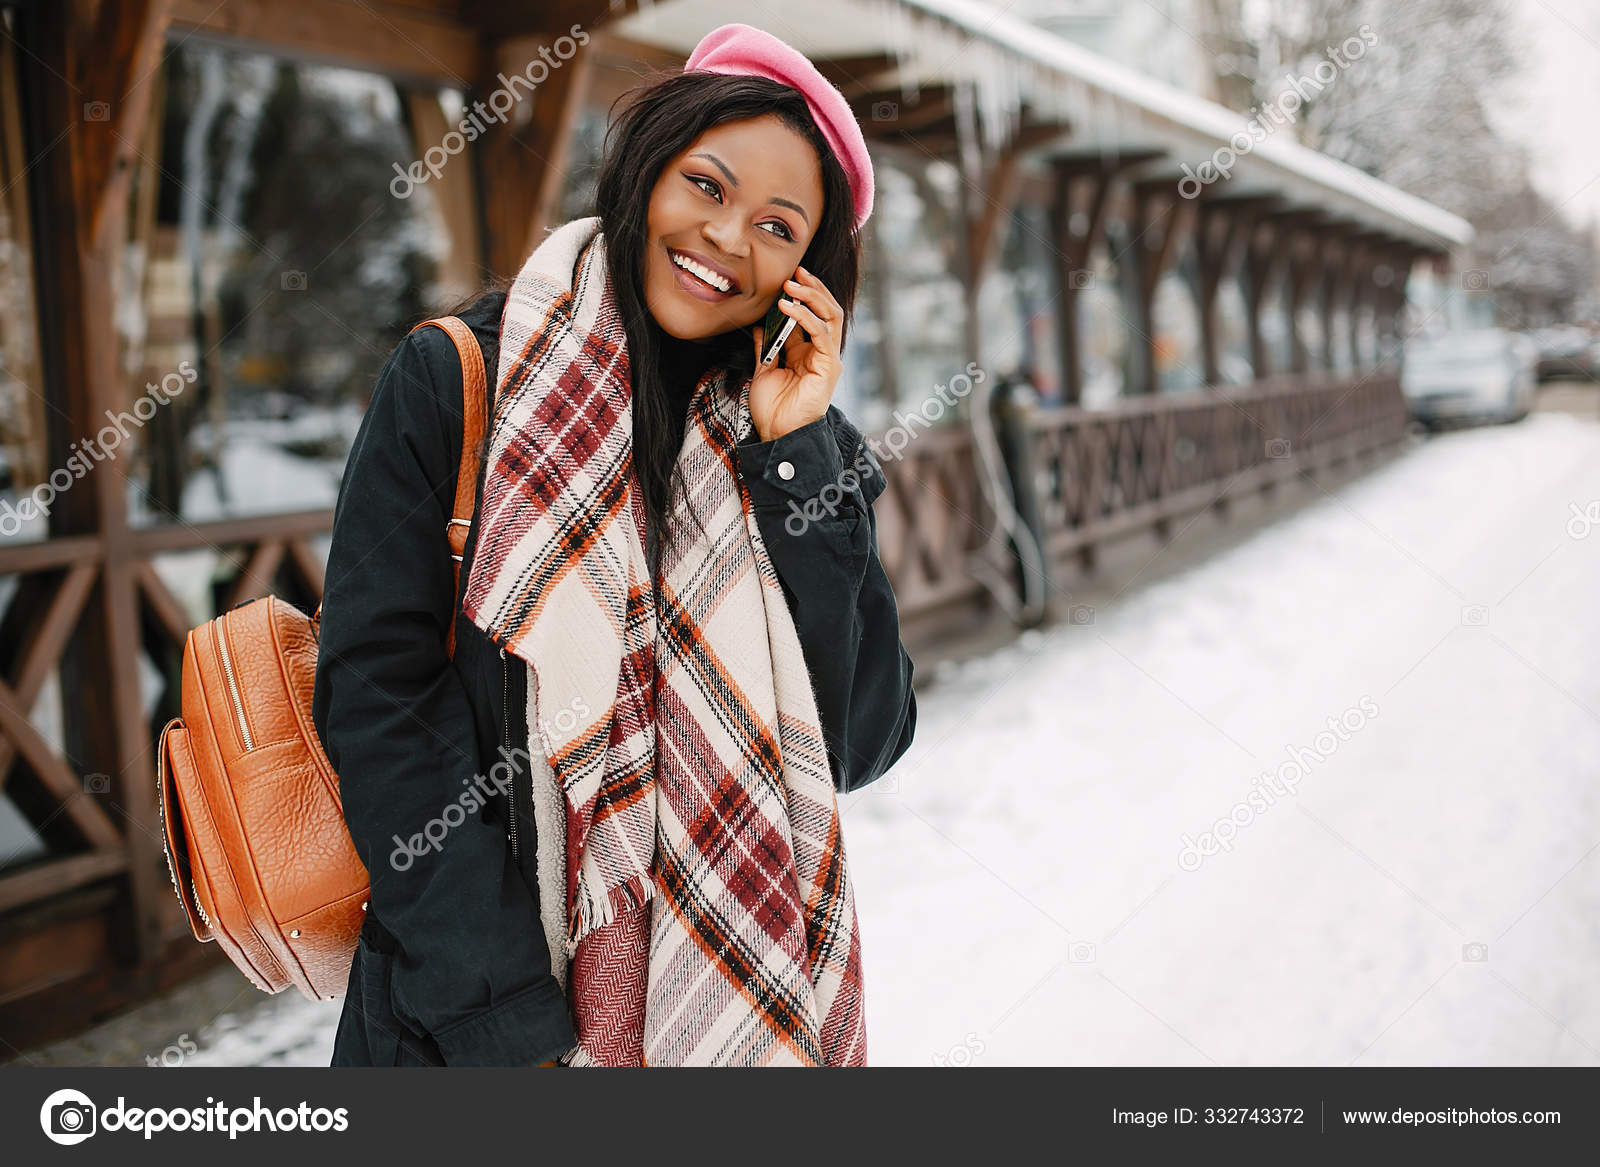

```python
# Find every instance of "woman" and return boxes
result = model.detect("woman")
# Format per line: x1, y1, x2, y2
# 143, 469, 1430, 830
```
311, 24, 915, 1067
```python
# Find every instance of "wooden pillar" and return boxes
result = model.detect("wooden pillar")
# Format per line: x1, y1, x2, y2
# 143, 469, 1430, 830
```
1241, 219, 1278, 380
25, 0, 175, 966
1193, 203, 1230, 386
475, 31, 596, 279
1284, 225, 1324, 375
955, 121, 1062, 376
1129, 179, 1195, 394
1048, 160, 1118, 405
863, 209, 900, 408
1373, 243, 1417, 367
1317, 232, 1351, 371
1345, 244, 1372, 370
1194, 197, 1274, 385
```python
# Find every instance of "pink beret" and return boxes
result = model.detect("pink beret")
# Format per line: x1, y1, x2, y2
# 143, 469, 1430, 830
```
684, 23, 874, 231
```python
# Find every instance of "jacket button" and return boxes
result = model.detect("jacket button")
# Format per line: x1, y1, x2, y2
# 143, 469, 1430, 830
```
776, 460, 795, 481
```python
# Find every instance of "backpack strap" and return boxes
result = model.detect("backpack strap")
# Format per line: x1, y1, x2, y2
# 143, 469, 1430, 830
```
311, 316, 489, 658
408, 316, 489, 658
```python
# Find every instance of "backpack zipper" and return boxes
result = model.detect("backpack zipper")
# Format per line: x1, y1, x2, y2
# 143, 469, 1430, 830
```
214, 622, 254, 750
501, 645, 519, 863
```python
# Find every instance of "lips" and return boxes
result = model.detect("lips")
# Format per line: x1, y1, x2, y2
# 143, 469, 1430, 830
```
667, 245, 741, 299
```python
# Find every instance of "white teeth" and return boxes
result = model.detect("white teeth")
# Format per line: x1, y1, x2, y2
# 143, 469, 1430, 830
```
671, 251, 731, 293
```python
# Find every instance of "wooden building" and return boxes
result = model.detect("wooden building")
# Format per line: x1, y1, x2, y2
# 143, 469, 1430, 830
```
0, 0, 1469, 1053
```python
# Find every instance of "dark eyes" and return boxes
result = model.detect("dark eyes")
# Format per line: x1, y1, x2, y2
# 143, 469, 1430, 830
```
686, 175, 795, 241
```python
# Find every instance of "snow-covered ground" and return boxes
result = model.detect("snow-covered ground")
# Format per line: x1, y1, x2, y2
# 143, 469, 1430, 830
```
849, 409, 1600, 1066
79, 408, 1600, 1067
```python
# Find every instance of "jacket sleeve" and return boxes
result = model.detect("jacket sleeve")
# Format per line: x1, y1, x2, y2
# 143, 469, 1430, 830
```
736, 405, 917, 793
310, 330, 576, 1066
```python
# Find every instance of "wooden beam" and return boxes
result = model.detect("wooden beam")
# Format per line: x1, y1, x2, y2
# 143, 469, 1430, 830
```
134, 560, 196, 652
8, 563, 98, 718
76, 0, 172, 249
852, 85, 956, 137
1050, 160, 1125, 406
476, 33, 596, 277
0, 682, 124, 851
460, 0, 645, 41
168, 0, 480, 85
1194, 202, 1242, 384
813, 53, 899, 100
967, 144, 1027, 279
0, 563, 97, 793
226, 540, 286, 609
286, 537, 327, 599
1128, 180, 1196, 394
0, 851, 127, 917
589, 31, 689, 73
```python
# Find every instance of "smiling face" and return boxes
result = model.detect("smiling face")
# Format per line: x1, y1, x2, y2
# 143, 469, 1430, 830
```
642, 114, 825, 341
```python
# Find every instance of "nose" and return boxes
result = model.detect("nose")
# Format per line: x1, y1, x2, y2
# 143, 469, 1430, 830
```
700, 209, 748, 262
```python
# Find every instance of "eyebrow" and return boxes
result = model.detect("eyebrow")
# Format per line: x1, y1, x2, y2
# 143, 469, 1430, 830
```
689, 152, 811, 226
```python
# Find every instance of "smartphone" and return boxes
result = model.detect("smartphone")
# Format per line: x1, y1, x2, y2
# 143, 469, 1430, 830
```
760, 297, 800, 366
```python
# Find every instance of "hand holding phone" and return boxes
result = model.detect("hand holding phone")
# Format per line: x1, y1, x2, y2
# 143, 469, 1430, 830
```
747, 264, 844, 443
760, 293, 803, 366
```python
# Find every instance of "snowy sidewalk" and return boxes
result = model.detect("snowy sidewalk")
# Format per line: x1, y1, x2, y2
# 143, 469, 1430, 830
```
20, 410, 1600, 1067
848, 410, 1600, 1066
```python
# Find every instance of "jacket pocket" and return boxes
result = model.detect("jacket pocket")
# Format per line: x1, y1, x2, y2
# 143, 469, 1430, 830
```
336, 936, 403, 1066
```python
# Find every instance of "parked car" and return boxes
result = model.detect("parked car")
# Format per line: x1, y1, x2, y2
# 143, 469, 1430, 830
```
1528, 326, 1597, 381
1401, 329, 1537, 426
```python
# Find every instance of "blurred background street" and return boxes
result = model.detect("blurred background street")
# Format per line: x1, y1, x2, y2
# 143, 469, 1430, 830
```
2, 0, 1598, 1066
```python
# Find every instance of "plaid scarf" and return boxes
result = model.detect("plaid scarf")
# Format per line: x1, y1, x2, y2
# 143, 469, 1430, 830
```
460, 217, 866, 1066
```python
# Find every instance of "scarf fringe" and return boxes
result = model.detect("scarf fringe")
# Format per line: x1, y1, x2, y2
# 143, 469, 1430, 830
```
566, 868, 653, 957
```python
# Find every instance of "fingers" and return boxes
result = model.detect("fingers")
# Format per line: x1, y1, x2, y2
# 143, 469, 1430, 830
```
783, 267, 840, 324
777, 296, 833, 356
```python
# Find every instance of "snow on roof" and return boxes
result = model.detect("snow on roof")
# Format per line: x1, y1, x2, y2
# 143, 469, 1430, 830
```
613, 0, 1473, 250
895, 0, 1473, 249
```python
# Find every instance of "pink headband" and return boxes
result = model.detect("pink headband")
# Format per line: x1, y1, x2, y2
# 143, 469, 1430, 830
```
683, 23, 874, 231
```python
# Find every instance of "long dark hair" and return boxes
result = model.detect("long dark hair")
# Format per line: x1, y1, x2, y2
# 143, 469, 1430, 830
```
594, 70, 862, 572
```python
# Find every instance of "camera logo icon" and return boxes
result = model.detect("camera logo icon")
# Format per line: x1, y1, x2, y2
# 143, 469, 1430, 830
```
40, 1088, 97, 1145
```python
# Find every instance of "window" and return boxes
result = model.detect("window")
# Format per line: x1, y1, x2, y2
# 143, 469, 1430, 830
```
123, 42, 450, 530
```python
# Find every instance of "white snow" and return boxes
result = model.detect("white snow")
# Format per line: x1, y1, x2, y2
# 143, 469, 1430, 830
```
175, 410, 1600, 1066
846, 409, 1600, 1066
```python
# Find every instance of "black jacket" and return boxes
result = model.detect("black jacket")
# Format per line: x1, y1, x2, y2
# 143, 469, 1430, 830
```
310, 291, 916, 1066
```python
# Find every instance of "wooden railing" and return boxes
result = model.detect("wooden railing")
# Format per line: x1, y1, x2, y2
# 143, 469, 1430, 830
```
0, 510, 329, 1043
1026, 372, 1407, 563
870, 371, 1409, 631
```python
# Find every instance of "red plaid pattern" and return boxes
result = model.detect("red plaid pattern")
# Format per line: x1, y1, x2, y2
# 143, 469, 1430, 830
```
461, 218, 866, 1066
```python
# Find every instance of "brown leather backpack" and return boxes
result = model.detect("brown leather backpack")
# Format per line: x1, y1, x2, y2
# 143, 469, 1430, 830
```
156, 316, 488, 1001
